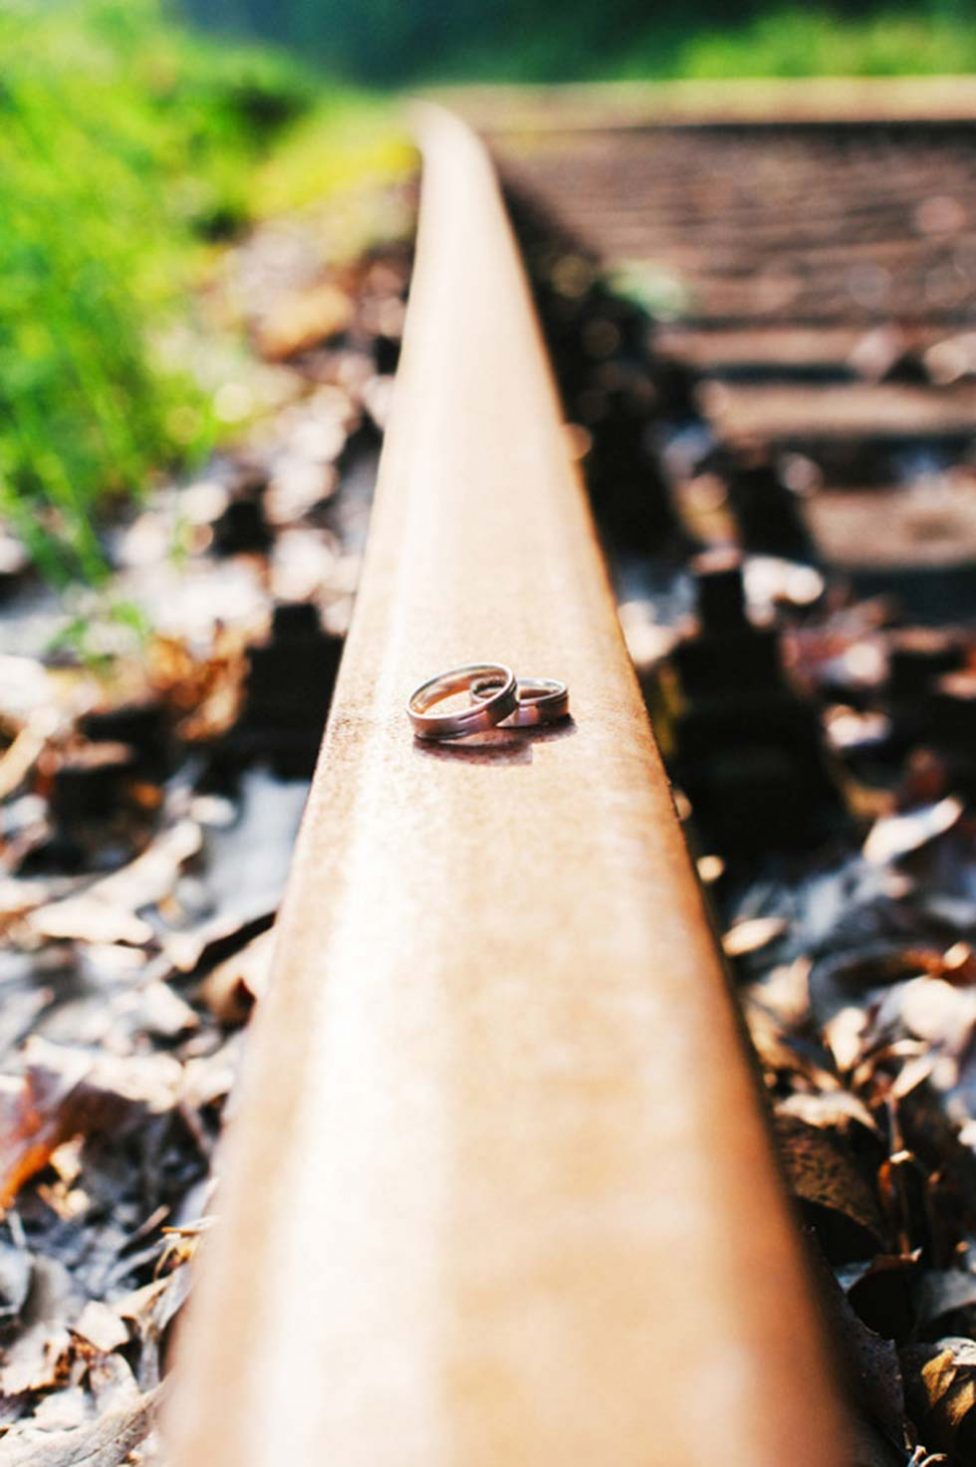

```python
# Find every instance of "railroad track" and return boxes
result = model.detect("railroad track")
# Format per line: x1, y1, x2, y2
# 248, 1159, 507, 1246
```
165, 87, 976, 1465
478, 84, 976, 608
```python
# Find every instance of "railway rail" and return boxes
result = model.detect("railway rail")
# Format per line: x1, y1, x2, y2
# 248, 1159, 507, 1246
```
164, 104, 849, 1465
165, 85, 976, 1464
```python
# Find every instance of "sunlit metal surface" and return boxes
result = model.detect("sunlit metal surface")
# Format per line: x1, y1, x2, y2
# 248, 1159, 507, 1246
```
166, 107, 846, 1467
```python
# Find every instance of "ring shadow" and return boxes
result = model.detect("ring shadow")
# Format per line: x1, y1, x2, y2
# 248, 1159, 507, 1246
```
413, 715, 578, 764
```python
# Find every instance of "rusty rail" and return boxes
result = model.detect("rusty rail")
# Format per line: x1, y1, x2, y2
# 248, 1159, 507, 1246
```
165, 107, 847, 1466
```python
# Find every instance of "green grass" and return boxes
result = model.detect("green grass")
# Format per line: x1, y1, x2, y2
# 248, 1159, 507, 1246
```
431, 5, 976, 83
640, 8, 976, 79
254, 97, 414, 221
7, 0, 966, 591
0, 0, 408, 587
0, 0, 308, 582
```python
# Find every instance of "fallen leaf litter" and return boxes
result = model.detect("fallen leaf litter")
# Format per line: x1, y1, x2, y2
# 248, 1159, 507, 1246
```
6, 160, 976, 1467
0, 183, 413, 1464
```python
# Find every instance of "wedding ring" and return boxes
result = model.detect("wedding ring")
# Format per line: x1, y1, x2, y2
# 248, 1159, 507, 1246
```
471, 674, 569, 728
408, 663, 517, 741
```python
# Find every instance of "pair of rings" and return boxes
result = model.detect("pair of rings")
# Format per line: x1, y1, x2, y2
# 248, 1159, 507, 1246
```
407, 662, 569, 741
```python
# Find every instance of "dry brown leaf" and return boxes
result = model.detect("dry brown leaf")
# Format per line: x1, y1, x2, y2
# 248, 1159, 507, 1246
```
722, 914, 789, 959
256, 282, 353, 361
0, 880, 59, 931
85, 820, 202, 913
115, 1263, 193, 1389
0, 1256, 82, 1397
838, 1251, 922, 1344
778, 1088, 880, 1137
199, 927, 275, 1026
812, 1245, 911, 1451
882, 978, 976, 1056
810, 947, 976, 1043
25, 820, 203, 949
743, 998, 814, 1080
0, 724, 49, 803
116, 1265, 192, 1341
825, 1005, 872, 1073
863, 798, 963, 865
164, 909, 274, 977
775, 1111, 888, 1257
0, 1042, 182, 1211
903, 1338, 976, 1457
745, 957, 811, 1031
148, 633, 246, 732
72, 1300, 130, 1355
26, 901, 154, 948
117, 982, 198, 1042
0, 1384, 160, 1467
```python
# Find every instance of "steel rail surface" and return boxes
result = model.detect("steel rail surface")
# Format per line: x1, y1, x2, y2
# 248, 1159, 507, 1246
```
165, 107, 848, 1467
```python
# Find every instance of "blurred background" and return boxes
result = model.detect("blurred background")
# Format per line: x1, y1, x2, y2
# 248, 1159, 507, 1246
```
2, 0, 974, 597
185, 0, 976, 81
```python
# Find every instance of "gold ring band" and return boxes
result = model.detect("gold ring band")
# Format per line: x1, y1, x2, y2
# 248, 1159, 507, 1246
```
408, 663, 518, 741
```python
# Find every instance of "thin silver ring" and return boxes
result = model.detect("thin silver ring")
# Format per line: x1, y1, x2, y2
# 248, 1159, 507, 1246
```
408, 663, 517, 741
471, 675, 569, 728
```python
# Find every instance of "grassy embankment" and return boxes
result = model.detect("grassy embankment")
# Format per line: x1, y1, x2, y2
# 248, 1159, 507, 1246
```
7, 0, 970, 591
638, 8, 976, 80
440, 7, 976, 82
0, 0, 408, 587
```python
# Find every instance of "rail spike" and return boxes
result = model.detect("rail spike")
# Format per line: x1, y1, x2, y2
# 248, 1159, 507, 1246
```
165, 106, 848, 1466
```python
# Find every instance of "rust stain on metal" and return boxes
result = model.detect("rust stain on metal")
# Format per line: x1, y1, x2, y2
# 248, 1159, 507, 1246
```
165, 107, 848, 1466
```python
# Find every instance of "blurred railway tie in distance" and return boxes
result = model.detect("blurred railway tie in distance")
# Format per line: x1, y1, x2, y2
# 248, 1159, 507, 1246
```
480, 78, 976, 864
